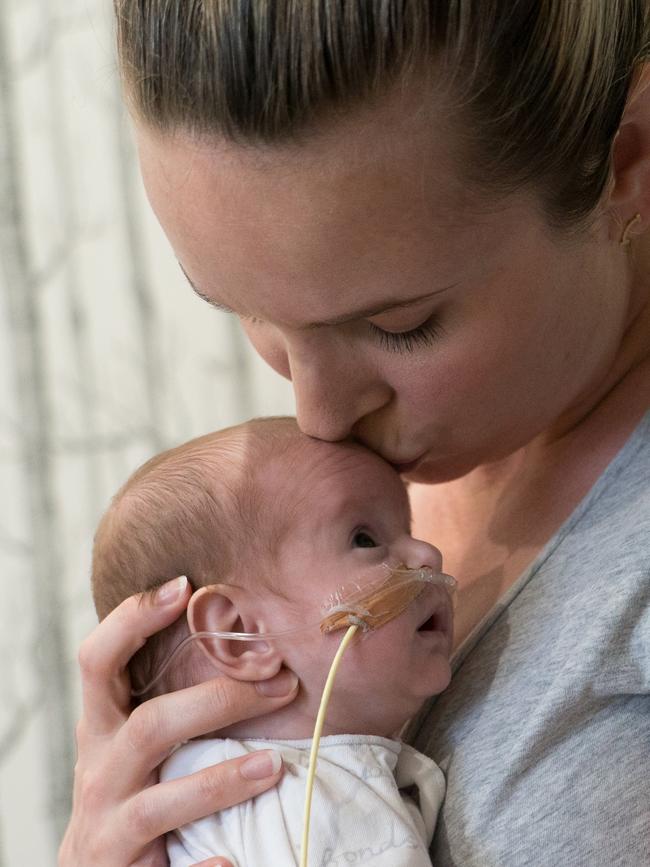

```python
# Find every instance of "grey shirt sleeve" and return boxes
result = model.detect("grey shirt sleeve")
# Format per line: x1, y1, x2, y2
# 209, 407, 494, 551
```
407, 411, 650, 867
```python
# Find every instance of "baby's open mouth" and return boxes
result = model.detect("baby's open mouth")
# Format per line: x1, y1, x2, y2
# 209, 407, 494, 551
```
417, 615, 433, 631
415, 595, 453, 642
417, 612, 442, 632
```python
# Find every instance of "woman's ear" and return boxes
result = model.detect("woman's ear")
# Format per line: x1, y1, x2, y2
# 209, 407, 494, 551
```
607, 64, 650, 238
187, 584, 283, 682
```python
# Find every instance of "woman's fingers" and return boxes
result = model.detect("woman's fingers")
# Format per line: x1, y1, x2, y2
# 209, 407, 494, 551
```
115, 671, 299, 789
63, 581, 300, 867
125, 750, 284, 842
79, 577, 191, 733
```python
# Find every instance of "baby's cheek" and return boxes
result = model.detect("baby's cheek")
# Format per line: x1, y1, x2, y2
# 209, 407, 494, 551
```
359, 623, 407, 674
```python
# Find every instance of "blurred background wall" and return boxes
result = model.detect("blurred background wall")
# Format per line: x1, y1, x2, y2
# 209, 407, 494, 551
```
0, 1, 295, 862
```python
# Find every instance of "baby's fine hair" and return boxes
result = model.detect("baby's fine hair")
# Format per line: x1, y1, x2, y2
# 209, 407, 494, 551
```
91, 416, 304, 696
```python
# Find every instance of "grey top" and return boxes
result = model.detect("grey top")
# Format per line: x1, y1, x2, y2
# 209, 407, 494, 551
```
407, 411, 650, 867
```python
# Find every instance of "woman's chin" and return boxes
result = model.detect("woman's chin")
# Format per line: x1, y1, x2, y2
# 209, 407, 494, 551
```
401, 454, 480, 484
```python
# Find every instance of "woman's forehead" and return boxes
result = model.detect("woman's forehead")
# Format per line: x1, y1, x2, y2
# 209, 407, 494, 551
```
135, 97, 506, 324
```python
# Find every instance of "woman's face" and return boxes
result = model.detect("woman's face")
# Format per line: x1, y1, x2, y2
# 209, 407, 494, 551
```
136, 86, 628, 482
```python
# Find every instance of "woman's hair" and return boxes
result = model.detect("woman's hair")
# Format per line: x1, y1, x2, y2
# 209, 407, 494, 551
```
114, 1, 650, 228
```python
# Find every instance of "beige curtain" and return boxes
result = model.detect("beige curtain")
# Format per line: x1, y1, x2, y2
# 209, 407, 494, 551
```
0, 2, 294, 863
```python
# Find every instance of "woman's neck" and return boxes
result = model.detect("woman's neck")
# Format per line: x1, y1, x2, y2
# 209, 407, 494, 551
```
546, 242, 650, 446
409, 252, 650, 650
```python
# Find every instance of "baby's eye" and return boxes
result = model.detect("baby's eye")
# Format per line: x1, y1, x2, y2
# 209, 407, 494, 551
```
352, 531, 378, 548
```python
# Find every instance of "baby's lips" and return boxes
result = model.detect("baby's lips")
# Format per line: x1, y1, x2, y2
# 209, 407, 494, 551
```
415, 577, 456, 638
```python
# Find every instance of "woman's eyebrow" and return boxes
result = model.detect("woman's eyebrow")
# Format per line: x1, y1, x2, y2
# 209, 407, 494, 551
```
178, 261, 457, 325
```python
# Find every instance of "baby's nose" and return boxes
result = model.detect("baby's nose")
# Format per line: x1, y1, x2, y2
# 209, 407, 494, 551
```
401, 537, 444, 574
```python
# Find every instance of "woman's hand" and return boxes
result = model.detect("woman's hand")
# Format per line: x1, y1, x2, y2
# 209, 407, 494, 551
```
58, 577, 299, 867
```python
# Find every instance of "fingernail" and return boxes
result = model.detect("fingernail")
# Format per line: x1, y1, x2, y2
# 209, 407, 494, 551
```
255, 670, 298, 697
154, 575, 187, 605
240, 749, 282, 780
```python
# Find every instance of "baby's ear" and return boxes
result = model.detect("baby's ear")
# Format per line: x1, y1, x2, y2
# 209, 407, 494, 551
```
187, 584, 283, 682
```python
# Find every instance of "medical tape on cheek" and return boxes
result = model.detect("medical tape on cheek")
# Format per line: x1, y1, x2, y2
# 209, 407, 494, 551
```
319, 565, 457, 635
131, 565, 456, 698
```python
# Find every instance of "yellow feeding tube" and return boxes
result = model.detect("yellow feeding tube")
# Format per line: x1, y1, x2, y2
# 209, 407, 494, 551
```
299, 623, 359, 867
299, 563, 456, 866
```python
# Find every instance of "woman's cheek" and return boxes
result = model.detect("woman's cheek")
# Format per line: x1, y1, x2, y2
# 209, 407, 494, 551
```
241, 321, 291, 379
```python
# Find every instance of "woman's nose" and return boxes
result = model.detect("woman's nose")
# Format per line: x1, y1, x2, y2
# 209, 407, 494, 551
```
287, 335, 392, 441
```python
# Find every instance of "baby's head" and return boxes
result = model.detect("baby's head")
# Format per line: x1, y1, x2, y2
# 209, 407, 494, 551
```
92, 417, 453, 739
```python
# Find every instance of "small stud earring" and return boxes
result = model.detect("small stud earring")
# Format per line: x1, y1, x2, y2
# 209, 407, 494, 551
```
620, 212, 642, 247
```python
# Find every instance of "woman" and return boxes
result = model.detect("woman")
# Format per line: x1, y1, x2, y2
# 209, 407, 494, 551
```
59, 2, 650, 866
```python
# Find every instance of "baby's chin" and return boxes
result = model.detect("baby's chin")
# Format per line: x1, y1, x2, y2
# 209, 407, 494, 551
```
401, 455, 479, 484
206, 653, 453, 741
326, 678, 453, 738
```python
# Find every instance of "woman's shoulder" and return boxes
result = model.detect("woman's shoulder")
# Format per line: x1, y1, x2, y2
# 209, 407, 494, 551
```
407, 417, 650, 865
567, 407, 650, 551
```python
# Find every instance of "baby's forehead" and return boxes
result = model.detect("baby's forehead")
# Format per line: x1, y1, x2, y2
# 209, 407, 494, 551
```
259, 437, 406, 518
265, 436, 378, 484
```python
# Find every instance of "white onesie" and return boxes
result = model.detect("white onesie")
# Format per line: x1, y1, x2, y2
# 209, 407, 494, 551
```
161, 734, 445, 866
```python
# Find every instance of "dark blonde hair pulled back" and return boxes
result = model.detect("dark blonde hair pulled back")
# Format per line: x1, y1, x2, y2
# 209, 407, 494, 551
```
115, 1, 650, 227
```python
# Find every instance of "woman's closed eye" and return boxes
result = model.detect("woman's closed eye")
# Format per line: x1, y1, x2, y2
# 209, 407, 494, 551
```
239, 307, 444, 355
368, 314, 444, 354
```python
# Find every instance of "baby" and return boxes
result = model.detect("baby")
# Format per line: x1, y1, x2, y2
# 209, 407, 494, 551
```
91, 417, 454, 867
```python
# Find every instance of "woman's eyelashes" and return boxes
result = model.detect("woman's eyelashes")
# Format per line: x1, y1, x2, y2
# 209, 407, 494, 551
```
368, 314, 444, 354
239, 309, 445, 355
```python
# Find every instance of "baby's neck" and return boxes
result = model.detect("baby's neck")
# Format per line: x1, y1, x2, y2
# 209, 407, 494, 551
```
208, 692, 400, 741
